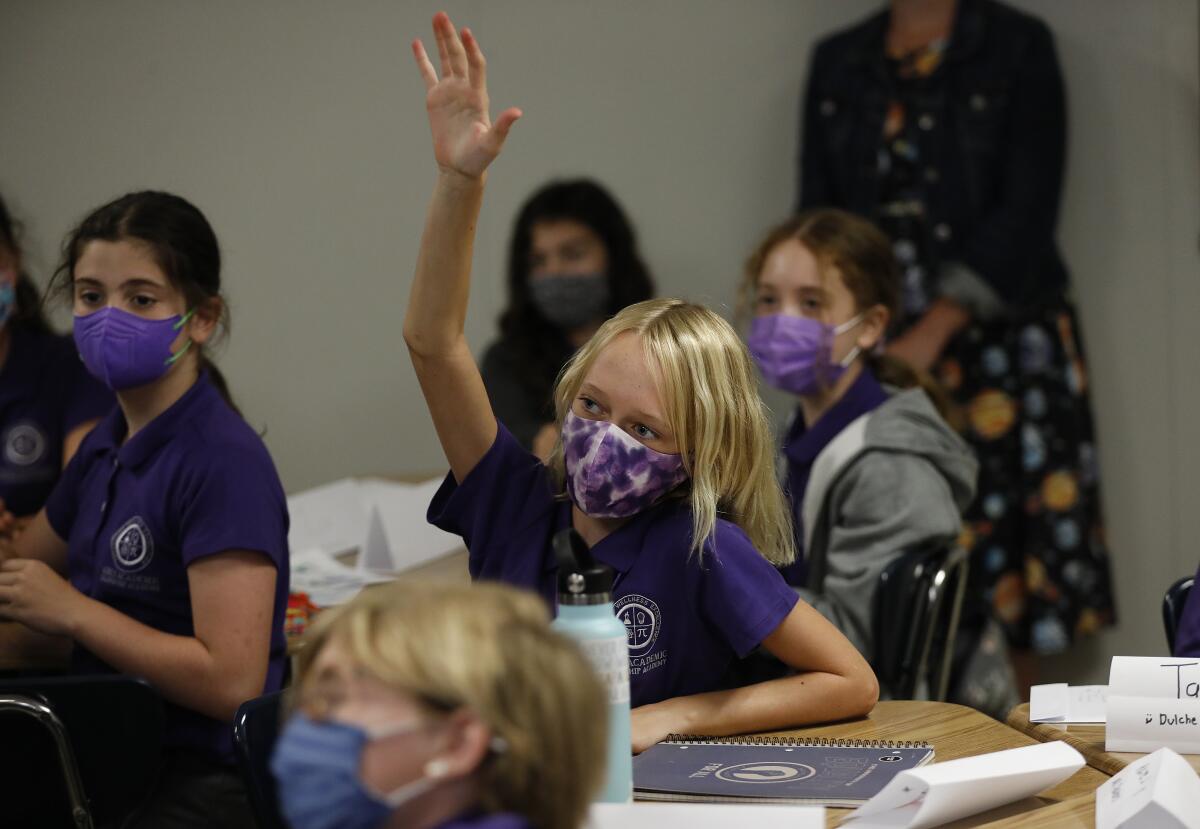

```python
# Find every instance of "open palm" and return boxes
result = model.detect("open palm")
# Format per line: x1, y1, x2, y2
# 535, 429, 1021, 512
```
413, 13, 521, 179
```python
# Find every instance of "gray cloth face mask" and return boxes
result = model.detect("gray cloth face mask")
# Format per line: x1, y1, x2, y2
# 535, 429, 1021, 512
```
528, 272, 610, 330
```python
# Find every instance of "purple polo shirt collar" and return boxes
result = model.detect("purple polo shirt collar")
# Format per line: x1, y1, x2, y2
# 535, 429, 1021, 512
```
538, 496, 676, 587
88, 373, 216, 469
780, 367, 888, 586
784, 367, 888, 467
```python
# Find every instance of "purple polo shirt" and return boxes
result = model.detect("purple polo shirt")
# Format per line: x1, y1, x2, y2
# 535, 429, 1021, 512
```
428, 423, 799, 708
1174, 564, 1200, 657
0, 327, 113, 516
779, 368, 889, 587
44, 373, 290, 764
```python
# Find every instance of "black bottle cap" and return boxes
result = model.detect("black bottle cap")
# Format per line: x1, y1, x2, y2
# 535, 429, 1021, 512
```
553, 528, 614, 603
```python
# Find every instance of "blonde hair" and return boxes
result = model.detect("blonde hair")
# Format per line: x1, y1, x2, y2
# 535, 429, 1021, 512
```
548, 298, 795, 566
294, 581, 607, 829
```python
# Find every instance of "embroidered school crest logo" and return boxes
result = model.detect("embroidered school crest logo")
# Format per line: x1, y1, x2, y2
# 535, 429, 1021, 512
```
3, 424, 47, 467
111, 517, 155, 573
715, 762, 816, 784
614, 593, 660, 655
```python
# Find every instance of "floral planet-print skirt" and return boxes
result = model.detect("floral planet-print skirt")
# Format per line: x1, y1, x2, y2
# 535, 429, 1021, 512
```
935, 298, 1117, 654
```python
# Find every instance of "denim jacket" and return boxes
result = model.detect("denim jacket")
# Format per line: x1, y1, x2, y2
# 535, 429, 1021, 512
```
798, 0, 1069, 311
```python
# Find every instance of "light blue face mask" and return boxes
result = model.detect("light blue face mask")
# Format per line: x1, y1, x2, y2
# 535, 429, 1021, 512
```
0, 282, 15, 328
270, 713, 442, 829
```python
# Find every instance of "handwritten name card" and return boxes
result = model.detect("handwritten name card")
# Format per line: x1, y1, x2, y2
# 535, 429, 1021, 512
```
1095, 748, 1200, 829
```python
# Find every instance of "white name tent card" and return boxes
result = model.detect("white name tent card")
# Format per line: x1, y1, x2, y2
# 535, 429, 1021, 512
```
1106, 695, 1200, 755
842, 741, 1084, 829
357, 478, 462, 574
287, 477, 462, 587
287, 478, 368, 558
1030, 683, 1108, 723
1095, 748, 1200, 829
588, 803, 824, 829
1109, 657, 1200, 700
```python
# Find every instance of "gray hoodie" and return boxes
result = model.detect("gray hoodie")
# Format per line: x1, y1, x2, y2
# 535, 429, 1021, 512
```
796, 387, 978, 660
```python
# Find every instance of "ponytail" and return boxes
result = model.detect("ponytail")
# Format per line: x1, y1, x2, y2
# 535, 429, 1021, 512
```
867, 353, 964, 432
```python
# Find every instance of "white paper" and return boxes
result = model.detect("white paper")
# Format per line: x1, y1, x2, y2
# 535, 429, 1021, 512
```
843, 741, 1084, 829
588, 802, 824, 829
287, 477, 462, 575
358, 478, 463, 573
1105, 695, 1200, 755
1095, 748, 1200, 829
1030, 683, 1109, 723
287, 478, 369, 557
1110, 657, 1200, 701
289, 547, 391, 608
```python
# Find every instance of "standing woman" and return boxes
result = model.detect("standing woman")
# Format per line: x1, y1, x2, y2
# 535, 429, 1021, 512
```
798, 0, 1114, 681
0, 194, 113, 522
481, 180, 654, 458
0, 191, 289, 827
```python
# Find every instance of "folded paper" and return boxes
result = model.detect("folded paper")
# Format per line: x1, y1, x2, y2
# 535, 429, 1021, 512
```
1106, 694, 1200, 755
843, 741, 1084, 829
1095, 748, 1200, 829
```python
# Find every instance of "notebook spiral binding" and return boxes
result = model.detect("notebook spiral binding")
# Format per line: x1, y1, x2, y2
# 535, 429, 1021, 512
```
664, 734, 930, 749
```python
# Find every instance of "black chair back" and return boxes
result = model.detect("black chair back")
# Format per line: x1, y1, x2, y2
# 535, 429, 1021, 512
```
873, 544, 969, 700
0, 675, 164, 828
233, 690, 289, 829
1163, 575, 1195, 654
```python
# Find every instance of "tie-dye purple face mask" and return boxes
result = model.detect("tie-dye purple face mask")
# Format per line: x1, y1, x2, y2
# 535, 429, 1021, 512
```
562, 411, 688, 519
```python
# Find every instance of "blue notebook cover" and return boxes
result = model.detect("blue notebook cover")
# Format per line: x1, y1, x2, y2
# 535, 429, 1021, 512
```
633, 737, 934, 807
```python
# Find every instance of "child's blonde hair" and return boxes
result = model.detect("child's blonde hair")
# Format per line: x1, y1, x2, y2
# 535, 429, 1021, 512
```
294, 581, 607, 829
548, 298, 795, 566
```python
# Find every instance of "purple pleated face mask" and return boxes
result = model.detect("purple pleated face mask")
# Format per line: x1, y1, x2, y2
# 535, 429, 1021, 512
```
746, 313, 862, 396
73, 306, 194, 391
562, 411, 688, 519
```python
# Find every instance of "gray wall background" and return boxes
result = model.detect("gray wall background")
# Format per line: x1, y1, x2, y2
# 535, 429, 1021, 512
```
1, 1, 1196, 683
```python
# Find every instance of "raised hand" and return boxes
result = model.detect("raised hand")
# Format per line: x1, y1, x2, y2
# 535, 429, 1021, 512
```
412, 12, 521, 180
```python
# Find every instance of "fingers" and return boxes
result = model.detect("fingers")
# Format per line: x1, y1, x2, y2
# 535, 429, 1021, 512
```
412, 39, 438, 90
489, 107, 523, 149
433, 11, 468, 79
461, 27, 486, 91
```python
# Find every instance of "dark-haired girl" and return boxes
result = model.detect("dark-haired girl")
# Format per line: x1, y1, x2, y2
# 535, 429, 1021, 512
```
0, 191, 288, 827
481, 179, 655, 458
0, 193, 113, 523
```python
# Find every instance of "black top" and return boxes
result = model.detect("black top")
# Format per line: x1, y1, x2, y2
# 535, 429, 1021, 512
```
798, 0, 1069, 311
480, 336, 575, 450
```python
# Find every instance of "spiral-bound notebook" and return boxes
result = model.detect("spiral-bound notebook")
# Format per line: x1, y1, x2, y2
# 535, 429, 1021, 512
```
633, 735, 934, 807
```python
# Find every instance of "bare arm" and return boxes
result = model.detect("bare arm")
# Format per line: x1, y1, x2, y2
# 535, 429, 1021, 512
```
0, 550, 276, 721
630, 600, 879, 752
403, 13, 521, 483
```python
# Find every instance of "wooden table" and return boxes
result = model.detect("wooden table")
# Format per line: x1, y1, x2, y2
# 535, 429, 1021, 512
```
758, 701, 1109, 828
1007, 702, 1200, 776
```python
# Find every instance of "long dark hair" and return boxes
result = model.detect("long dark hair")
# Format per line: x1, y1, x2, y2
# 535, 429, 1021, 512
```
49, 191, 238, 408
0, 193, 51, 334
499, 179, 655, 400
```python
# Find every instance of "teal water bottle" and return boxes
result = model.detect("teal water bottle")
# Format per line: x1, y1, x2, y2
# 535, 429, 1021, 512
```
551, 529, 632, 803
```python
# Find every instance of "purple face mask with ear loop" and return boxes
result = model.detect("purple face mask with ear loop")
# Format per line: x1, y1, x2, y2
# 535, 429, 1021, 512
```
746, 313, 865, 396
561, 410, 688, 519
73, 306, 195, 391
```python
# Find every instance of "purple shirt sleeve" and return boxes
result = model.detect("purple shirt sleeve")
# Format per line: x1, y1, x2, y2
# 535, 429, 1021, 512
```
699, 524, 800, 658
427, 423, 557, 577
177, 446, 288, 569
1174, 566, 1200, 657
